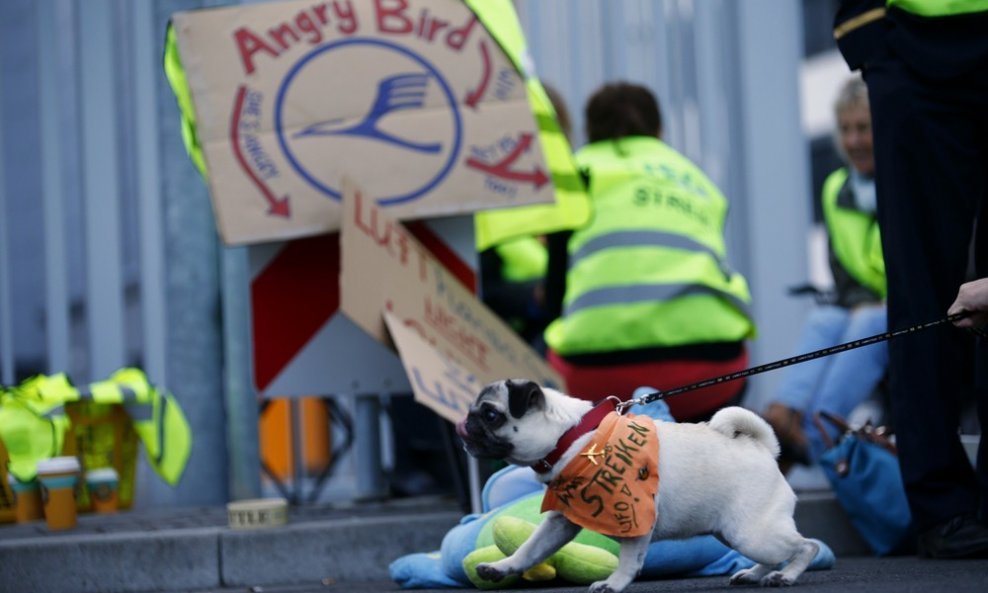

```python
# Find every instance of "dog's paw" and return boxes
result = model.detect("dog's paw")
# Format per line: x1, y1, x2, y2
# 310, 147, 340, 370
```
729, 568, 761, 585
589, 581, 621, 593
475, 563, 508, 582
759, 571, 795, 587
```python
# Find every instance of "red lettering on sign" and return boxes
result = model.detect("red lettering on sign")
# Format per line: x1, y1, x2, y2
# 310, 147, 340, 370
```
234, 27, 281, 75
445, 15, 477, 50
233, 2, 360, 75
424, 297, 489, 370
374, 0, 413, 34
374, 0, 477, 51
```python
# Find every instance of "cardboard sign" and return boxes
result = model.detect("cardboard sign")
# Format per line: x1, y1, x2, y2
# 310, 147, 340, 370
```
170, 0, 554, 245
339, 179, 563, 398
383, 311, 477, 423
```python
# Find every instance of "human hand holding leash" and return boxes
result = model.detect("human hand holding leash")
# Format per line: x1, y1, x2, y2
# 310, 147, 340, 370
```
948, 278, 988, 330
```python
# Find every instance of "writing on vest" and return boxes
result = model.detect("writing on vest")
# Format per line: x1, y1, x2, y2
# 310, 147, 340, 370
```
541, 412, 659, 537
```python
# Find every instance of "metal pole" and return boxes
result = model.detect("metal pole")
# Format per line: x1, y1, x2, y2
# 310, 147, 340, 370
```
354, 393, 386, 499
37, 0, 70, 375
0, 54, 11, 386
221, 246, 262, 500
79, 0, 125, 381
290, 397, 304, 504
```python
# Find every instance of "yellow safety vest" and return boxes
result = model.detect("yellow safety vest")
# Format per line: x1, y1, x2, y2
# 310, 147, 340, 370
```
889, 0, 988, 17
496, 236, 547, 283
0, 368, 191, 485
821, 168, 886, 298
545, 137, 755, 356
466, 0, 591, 251
163, 24, 206, 180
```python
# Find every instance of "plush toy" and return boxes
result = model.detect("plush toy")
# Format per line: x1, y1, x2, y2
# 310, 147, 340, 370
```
389, 392, 836, 589
462, 515, 619, 588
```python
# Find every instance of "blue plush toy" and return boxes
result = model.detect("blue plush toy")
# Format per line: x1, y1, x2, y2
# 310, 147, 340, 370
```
390, 390, 835, 589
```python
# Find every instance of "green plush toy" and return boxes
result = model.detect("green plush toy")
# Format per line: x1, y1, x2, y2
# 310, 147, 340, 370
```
462, 515, 619, 588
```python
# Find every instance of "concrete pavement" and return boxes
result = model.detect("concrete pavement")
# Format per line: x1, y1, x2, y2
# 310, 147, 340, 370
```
0, 487, 875, 593
0, 496, 462, 593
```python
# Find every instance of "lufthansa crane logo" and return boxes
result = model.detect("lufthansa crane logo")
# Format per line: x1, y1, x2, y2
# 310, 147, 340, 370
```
275, 38, 462, 205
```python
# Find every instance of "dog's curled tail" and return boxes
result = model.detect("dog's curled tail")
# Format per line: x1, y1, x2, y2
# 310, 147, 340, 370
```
708, 406, 781, 459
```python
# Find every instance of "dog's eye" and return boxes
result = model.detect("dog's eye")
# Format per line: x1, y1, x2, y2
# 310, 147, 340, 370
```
482, 407, 502, 424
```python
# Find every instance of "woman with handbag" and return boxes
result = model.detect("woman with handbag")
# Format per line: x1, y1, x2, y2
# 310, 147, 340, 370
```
762, 76, 888, 472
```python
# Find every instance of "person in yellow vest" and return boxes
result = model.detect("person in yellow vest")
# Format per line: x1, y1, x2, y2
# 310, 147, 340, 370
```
542, 82, 756, 423
479, 85, 572, 355
834, 0, 988, 559
762, 76, 887, 471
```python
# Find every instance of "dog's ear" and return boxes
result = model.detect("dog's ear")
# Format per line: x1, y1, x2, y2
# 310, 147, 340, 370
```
508, 380, 544, 419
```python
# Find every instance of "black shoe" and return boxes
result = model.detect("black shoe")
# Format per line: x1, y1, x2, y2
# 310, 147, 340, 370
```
917, 514, 988, 559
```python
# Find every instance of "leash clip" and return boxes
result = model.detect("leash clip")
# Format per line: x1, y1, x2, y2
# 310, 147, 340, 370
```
614, 397, 636, 415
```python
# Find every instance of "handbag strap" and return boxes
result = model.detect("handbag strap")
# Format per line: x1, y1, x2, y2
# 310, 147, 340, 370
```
814, 409, 851, 450
813, 409, 898, 456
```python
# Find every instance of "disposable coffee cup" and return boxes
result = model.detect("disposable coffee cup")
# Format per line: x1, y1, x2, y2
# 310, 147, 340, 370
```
36, 456, 81, 530
85, 467, 119, 514
7, 473, 44, 523
227, 498, 288, 530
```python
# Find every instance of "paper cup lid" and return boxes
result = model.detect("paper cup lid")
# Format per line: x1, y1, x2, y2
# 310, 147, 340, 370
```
36, 456, 81, 474
86, 467, 119, 481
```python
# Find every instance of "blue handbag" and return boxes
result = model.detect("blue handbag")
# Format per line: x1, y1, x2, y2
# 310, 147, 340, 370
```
815, 410, 913, 556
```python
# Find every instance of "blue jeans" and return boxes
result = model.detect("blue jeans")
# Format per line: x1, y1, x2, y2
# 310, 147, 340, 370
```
774, 304, 888, 462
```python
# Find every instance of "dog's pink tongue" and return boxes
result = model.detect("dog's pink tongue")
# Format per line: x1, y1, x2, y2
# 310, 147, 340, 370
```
455, 419, 469, 439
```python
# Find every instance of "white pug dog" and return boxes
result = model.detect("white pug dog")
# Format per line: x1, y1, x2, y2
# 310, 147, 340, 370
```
456, 379, 818, 593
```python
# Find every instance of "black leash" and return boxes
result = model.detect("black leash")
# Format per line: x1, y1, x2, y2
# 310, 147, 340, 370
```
617, 312, 971, 411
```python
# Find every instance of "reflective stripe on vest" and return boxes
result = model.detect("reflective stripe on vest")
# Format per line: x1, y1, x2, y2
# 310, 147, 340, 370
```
545, 137, 755, 355
888, 0, 988, 17
565, 282, 751, 320
821, 168, 886, 298
571, 230, 735, 280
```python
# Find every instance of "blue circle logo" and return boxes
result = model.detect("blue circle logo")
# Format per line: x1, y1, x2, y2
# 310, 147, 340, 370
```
275, 38, 462, 205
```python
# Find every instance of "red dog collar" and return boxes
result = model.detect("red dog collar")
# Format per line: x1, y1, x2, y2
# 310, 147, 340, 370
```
531, 398, 618, 474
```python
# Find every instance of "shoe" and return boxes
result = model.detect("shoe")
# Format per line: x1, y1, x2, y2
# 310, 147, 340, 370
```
762, 403, 811, 471
917, 514, 988, 559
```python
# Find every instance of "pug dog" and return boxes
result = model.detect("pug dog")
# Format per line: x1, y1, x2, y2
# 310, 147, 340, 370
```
456, 379, 818, 593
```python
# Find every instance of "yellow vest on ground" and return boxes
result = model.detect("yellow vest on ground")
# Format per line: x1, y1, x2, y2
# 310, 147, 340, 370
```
821, 168, 886, 298
0, 368, 191, 485
545, 137, 755, 356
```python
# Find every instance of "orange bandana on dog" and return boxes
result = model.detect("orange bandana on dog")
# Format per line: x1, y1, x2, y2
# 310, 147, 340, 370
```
541, 412, 659, 537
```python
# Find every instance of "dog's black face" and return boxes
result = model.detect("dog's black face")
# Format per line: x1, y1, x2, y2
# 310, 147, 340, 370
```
456, 379, 546, 461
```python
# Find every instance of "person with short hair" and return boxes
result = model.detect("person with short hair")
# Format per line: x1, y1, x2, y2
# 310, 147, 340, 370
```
542, 82, 755, 423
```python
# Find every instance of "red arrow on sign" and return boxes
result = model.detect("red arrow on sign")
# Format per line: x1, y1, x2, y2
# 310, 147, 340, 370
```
465, 40, 492, 109
465, 132, 550, 189
230, 85, 290, 217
